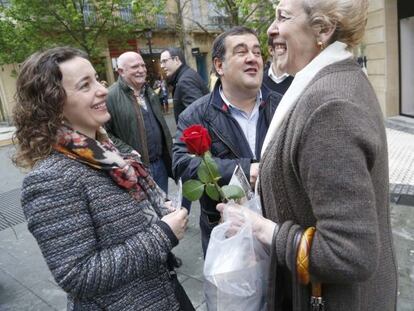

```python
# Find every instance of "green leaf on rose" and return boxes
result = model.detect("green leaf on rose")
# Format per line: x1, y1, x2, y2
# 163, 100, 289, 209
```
221, 185, 245, 200
205, 183, 220, 201
182, 179, 205, 201
197, 161, 214, 183
203, 153, 220, 180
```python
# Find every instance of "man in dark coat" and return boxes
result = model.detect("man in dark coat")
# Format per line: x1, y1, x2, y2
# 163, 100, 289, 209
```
172, 27, 282, 255
106, 52, 173, 194
160, 47, 209, 123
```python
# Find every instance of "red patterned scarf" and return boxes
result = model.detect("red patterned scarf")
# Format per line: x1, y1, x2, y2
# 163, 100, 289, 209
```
53, 125, 158, 202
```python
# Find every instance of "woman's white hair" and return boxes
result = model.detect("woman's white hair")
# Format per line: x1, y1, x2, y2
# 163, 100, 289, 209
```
302, 0, 369, 48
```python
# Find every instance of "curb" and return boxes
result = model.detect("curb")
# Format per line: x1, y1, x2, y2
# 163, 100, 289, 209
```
390, 193, 414, 207
0, 138, 13, 147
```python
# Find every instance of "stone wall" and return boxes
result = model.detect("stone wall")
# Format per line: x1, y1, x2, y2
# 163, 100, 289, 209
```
365, 0, 399, 116
0, 64, 19, 124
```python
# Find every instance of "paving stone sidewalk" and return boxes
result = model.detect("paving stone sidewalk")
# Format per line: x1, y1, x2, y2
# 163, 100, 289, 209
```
1, 115, 414, 310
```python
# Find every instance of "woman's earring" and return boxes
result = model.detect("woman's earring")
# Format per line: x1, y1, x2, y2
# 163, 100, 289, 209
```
317, 41, 324, 51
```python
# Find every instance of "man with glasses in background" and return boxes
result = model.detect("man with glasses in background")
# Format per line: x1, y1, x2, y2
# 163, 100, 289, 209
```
160, 47, 209, 123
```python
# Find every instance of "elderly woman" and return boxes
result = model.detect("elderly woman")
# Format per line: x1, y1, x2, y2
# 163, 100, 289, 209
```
13, 47, 194, 310
218, 0, 398, 310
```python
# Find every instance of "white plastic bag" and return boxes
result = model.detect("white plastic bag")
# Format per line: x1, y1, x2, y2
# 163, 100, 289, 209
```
203, 217, 270, 311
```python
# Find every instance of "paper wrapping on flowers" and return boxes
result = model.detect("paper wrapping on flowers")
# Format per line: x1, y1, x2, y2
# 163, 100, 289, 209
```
227, 165, 262, 216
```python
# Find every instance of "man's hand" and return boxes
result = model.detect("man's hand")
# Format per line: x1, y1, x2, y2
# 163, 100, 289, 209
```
249, 162, 260, 189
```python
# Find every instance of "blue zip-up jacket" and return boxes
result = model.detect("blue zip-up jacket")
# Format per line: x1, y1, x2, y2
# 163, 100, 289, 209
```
172, 81, 282, 217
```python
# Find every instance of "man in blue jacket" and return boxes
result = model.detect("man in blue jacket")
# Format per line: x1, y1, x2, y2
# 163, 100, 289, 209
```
172, 26, 282, 255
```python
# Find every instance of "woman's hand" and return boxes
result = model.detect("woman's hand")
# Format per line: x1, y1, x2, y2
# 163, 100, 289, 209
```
164, 200, 176, 212
217, 202, 277, 247
161, 208, 189, 240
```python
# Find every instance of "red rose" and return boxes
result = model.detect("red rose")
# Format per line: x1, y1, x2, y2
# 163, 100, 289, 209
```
180, 124, 211, 155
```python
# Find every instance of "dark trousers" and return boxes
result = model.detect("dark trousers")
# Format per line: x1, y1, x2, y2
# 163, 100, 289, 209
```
182, 197, 192, 213
149, 158, 168, 194
199, 209, 220, 258
167, 253, 195, 311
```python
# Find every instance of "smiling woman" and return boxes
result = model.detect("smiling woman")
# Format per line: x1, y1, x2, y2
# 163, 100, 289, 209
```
220, 0, 398, 310
12, 47, 193, 311
59, 57, 110, 138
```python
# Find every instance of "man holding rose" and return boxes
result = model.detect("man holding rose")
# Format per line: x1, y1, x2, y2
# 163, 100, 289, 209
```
172, 26, 282, 255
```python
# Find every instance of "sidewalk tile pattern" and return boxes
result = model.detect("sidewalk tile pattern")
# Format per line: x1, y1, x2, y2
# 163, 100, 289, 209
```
0, 188, 24, 231
387, 128, 414, 196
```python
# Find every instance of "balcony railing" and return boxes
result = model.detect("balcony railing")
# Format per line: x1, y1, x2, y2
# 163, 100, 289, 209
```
80, 4, 178, 30
133, 13, 178, 29
0, 0, 10, 8
76, 3, 229, 33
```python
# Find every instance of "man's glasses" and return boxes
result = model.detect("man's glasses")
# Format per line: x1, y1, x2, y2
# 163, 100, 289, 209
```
160, 57, 173, 65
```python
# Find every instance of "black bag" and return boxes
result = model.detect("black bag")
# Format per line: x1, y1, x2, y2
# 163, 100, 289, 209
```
167, 253, 195, 311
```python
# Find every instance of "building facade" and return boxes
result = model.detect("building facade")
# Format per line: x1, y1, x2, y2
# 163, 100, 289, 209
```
363, 0, 414, 118
106, 0, 227, 87
1, 0, 413, 122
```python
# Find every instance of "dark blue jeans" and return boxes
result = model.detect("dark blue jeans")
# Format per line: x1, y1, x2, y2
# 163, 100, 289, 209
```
182, 197, 192, 213
199, 209, 220, 258
149, 158, 168, 194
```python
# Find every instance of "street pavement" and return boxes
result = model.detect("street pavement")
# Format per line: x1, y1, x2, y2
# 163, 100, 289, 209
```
0, 113, 414, 310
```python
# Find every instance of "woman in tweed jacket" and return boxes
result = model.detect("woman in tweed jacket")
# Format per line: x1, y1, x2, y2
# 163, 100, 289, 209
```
218, 0, 398, 310
13, 47, 193, 310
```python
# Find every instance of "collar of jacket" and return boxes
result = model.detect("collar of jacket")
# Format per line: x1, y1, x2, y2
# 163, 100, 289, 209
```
210, 79, 267, 113
118, 76, 147, 95
168, 64, 187, 86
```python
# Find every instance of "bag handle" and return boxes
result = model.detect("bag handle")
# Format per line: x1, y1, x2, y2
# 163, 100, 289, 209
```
296, 227, 325, 310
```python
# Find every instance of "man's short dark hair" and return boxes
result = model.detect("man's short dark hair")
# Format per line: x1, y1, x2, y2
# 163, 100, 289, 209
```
161, 47, 186, 65
211, 26, 258, 77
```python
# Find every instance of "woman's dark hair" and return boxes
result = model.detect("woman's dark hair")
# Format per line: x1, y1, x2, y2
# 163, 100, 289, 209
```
12, 46, 88, 169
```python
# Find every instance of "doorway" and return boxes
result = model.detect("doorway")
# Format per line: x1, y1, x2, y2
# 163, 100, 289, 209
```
398, 2, 414, 117
400, 16, 414, 116
195, 53, 208, 84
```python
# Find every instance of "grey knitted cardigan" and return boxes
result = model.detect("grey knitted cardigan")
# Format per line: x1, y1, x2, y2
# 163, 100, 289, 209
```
21, 152, 181, 310
260, 59, 398, 310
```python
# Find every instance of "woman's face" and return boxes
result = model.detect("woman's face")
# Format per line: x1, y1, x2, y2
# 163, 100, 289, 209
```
267, 0, 320, 76
60, 57, 110, 138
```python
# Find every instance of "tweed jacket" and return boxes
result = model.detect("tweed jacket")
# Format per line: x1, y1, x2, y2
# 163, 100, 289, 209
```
21, 152, 180, 310
260, 60, 398, 310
